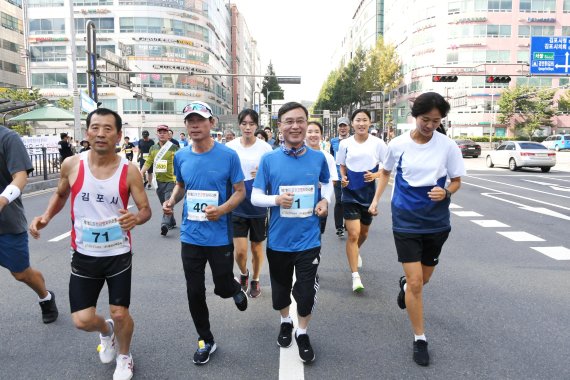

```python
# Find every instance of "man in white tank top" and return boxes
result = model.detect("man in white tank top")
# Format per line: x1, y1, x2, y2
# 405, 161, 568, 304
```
29, 108, 151, 380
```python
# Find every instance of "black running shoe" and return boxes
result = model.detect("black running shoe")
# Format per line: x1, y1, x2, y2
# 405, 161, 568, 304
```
397, 276, 406, 310
277, 322, 293, 348
193, 340, 217, 365
240, 270, 249, 293
336, 228, 345, 238
413, 340, 429, 366
233, 288, 248, 311
295, 333, 315, 363
39, 291, 58, 324
160, 225, 168, 236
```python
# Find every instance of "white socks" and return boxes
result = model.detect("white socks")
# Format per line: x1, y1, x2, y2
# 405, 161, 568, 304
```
296, 328, 307, 337
403, 283, 407, 292
38, 292, 52, 302
281, 315, 292, 324
351, 272, 360, 279
414, 334, 426, 342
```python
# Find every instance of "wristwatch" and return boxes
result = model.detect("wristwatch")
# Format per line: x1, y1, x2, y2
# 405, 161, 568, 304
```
444, 188, 452, 199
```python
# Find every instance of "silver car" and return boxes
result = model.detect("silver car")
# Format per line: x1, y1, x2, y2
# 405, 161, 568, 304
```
486, 141, 556, 172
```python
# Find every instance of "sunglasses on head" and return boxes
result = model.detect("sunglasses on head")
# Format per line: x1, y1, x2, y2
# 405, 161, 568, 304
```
183, 103, 212, 114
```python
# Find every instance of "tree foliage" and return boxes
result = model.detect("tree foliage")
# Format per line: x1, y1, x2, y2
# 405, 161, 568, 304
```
497, 85, 556, 139
261, 62, 284, 115
557, 90, 570, 113
314, 38, 403, 117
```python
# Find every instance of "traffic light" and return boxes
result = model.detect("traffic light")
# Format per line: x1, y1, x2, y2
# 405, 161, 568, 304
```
432, 75, 458, 82
486, 76, 511, 83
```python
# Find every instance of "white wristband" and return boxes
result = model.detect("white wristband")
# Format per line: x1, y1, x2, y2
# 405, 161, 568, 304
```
0, 184, 21, 204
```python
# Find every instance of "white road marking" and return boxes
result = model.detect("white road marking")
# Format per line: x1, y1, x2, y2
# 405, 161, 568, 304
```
452, 211, 483, 217
497, 231, 545, 242
449, 203, 462, 209
471, 220, 510, 228
530, 246, 570, 260
48, 205, 135, 242
464, 177, 570, 200
279, 272, 304, 380
48, 231, 71, 242
481, 193, 570, 221
22, 188, 56, 199
464, 182, 570, 211
522, 179, 570, 192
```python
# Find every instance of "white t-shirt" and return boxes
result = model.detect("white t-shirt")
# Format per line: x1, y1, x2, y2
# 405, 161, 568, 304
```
226, 138, 273, 181
322, 150, 339, 182
335, 135, 387, 172
385, 131, 466, 233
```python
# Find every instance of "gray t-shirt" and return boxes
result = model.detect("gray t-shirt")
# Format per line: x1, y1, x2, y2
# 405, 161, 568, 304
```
0, 126, 33, 234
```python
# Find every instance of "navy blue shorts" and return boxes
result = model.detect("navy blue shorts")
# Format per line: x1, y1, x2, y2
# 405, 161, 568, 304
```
0, 232, 30, 273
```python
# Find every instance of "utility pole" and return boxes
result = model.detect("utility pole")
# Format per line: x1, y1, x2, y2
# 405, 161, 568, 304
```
68, 0, 82, 141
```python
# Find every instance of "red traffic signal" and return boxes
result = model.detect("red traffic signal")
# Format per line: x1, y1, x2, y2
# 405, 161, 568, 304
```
432, 75, 458, 82
486, 76, 511, 83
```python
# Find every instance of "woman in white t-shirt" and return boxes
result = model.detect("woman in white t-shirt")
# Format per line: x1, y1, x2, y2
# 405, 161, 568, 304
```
306, 121, 339, 234
336, 109, 388, 293
369, 92, 465, 367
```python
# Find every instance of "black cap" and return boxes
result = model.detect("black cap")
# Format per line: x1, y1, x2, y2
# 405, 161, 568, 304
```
142, 130, 149, 137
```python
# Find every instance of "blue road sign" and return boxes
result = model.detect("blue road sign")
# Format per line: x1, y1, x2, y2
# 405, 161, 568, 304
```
530, 36, 570, 75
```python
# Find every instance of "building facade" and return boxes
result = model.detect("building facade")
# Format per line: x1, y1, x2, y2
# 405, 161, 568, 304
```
26, 0, 259, 136
1, 0, 26, 88
383, 0, 570, 137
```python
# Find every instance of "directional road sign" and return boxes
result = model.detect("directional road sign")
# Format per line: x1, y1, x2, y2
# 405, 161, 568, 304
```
529, 36, 570, 75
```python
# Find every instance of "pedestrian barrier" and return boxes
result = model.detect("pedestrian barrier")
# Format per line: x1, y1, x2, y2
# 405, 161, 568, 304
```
28, 147, 61, 180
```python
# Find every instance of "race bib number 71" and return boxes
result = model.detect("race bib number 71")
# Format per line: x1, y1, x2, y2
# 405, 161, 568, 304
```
82, 217, 124, 251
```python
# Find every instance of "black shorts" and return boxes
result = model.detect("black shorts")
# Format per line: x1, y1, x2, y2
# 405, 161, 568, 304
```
139, 158, 153, 173
69, 251, 132, 313
232, 215, 266, 242
266, 247, 320, 317
393, 230, 450, 266
343, 202, 373, 226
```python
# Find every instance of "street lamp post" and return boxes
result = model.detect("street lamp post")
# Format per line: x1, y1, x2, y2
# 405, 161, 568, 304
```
265, 89, 284, 127
490, 85, 495, 148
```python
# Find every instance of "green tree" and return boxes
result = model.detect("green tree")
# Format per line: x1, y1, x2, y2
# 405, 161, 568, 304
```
1, 88, 46, 135
497, 86, 556, 139
557, 90, 570, 113
57, 97, 73, 111
362, 37, 403, 93
261, 62, 284, 116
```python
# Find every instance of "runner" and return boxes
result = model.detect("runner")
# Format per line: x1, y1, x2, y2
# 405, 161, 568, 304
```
329, 117, 350, 238
306, 121, 339, 234
0, 125, 58, 324
369, 92, 465, 366
336, 109, 387, 292
140, 125, 179, 236
226, 109, 272, 298
137, 131, 155, 190
121, 137, 135, 161
163, 101, 247, 365
29, 108, 151, 380
251, 102, 331, 363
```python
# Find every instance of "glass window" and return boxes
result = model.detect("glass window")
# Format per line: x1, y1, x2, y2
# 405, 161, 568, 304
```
75, 18, 114, 33
1, 39, 20, 53
29, 18, 65, 34
28, 0, 64, 6
516, 77, 552, 87
2, 61, 20, 73
30, 45, 67, 62
565, 0, 570, 12
98, 99, 117, 111
31, 73, 68, 88
1, 12, 23, 33
74, 0, 112, 5
517, 50, 529, 63
562, 26, 570, 35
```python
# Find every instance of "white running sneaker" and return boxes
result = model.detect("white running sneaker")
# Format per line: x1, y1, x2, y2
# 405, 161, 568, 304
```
113, 354, 134, 380
357, 255, 363, 268
97, 319, 116, 364
352, 276, 364, 293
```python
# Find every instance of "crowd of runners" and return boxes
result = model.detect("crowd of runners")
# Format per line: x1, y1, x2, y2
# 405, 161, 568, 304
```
0, 91, 464, 378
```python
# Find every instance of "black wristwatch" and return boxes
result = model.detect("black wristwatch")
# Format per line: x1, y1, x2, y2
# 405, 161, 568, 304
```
444, 188, 452, 199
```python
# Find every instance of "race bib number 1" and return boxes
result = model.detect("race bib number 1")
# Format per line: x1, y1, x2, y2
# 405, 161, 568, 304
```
279, 185, 315, 218
186, 190, 219, 221
82, 217, 124, 251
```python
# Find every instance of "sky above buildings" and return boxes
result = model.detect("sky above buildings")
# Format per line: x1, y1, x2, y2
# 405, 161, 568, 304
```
233, 0, 357, 103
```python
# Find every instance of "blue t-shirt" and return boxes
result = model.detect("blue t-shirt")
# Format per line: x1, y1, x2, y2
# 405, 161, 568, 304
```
384, 131, 465, 234
253, 148, 330, 252
174, 142, 245, 246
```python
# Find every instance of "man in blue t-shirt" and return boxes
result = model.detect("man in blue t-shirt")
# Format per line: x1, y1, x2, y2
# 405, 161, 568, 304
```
329, 117, 350, 238
252, 102, 331, 364
163, 101, 247, 366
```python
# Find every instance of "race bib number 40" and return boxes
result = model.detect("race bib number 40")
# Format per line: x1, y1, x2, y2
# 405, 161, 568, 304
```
82, 217, 124, 251
186, 190, 219, 221
279, 185, 315, 218
155, 159, 168, 173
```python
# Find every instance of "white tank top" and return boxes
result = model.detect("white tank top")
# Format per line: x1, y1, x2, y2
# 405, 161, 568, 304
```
70, 151, 131, 257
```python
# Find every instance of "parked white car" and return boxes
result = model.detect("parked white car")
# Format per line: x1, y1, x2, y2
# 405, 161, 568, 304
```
486, 141, 556, 172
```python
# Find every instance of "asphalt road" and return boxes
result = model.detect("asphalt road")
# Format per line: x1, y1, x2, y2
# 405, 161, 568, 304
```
2, 153, 570, 379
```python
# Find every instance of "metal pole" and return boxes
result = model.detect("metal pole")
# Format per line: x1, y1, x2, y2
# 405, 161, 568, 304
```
22, 0, 31, 88
381, 92, 385, 140
68, 0, 82, 141
490, 86, 494, 147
